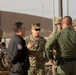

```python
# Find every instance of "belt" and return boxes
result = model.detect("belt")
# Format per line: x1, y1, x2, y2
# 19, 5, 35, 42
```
62, 58, 76, 62
66, 58, 76, 61
57, 58, 76, 65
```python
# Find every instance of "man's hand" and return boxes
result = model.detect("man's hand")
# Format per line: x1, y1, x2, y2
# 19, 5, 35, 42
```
50, 59, 55, 65
27, 42, 35, 49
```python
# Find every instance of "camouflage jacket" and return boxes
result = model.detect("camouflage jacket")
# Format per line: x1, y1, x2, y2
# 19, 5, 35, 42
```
0, 42, 6, 60
25, 35, 47, 66
0, 42, 8, 71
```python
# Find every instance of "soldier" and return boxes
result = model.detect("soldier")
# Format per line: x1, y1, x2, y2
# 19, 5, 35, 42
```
49, 17, 62, 39
0, 28, 4, 71
7, 22, 30, 75
49, 17, 62, 61
48, 17, 62, 75
73, 19, 76, 31
0, 28, 10, 75
25, 23, 47, 75
45, 16, 76, 75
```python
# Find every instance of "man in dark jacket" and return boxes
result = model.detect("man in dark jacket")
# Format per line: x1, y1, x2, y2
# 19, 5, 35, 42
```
7, 22, 30, 75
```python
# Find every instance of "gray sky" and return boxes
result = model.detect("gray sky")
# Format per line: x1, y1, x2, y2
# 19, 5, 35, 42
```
0, 0, 76, 19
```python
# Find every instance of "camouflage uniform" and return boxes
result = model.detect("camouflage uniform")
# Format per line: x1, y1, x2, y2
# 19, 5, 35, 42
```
0, 43, 5, 71
25, 23, 47, 75
49, 17, 62, 59
72, 19, 76, 31
49, 17, 62, 39
0, 28, 4, 71
0, 28, 10, 75
73, 19, 76, 25
48, 17, 62, 75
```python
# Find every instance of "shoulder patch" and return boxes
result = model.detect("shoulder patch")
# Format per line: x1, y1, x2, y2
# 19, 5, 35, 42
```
17, 44, 22, 50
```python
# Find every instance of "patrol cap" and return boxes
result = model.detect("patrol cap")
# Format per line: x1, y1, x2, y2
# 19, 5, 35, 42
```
31, 23, 41, 29
55, 17, 62, 25
73, 19, 76, 26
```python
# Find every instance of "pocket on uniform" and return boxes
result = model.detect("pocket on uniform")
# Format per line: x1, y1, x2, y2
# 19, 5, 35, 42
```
11, 62, 22, 72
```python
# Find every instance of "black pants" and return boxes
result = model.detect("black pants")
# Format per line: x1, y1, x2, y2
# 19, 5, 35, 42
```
11, 70, 28, 75
22, 70, 28, 75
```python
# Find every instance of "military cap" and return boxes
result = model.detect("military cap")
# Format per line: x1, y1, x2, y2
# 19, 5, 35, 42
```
55, 17, 62, 25
73, 19, 76, 26
31, 23, 41, 29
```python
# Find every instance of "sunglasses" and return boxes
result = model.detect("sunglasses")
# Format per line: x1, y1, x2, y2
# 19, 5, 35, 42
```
35, 29, 41, 31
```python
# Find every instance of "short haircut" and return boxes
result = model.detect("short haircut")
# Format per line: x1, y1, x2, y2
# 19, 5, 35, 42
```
63, 16, 72, 25
13, 22, 23, 32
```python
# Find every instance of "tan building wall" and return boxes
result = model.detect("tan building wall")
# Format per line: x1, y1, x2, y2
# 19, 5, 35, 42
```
0, 11, 53, 38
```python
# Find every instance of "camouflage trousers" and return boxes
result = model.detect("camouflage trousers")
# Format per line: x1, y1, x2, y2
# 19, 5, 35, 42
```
0, 72, 9, 75
28, 66, 45, 75
0, 61, 5, 71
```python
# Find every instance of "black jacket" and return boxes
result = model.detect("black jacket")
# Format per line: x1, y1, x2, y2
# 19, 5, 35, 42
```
7, 34, 30, 70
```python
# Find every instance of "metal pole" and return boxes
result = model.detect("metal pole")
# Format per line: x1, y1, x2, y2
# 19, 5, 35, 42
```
0, 11, 1, 28
52, 0, 55, 31
67, 0, 69, 15
42, 5, 44, 26
58, 0, 63, 17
